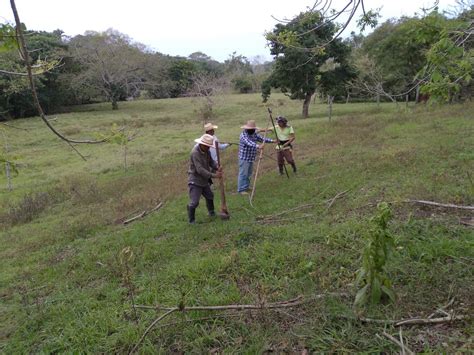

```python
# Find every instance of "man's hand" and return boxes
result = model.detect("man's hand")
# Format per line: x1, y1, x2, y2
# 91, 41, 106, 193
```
257, 144, 264, 150
215, 171, 223, 179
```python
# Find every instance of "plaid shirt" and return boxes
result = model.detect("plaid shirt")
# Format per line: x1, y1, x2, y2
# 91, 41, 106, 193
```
238, 131, 273, 162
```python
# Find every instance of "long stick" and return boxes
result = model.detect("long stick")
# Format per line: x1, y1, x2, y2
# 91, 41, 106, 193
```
249, 122, 270, 205
267, 108, 289, 178
215, 140, 229, 216
407, 199, 474, 210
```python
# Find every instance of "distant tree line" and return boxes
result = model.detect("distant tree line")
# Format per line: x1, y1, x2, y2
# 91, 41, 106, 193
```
0, 3, 472, 119
0, 28, 272, 118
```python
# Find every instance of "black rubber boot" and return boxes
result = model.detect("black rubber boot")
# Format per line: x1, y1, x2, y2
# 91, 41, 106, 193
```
278, 164, 284, 175
187, 205, 196, 224
206, 199, 216, 217
290, 163, 297, 173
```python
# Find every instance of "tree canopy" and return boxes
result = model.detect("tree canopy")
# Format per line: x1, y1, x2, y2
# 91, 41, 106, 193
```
262, 10, 354, 118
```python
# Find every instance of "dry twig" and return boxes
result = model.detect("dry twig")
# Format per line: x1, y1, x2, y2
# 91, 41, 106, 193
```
129, 309, 176, 354
377, 331, 415, 355
123, 202, 163, 225
407, 199, 474, 211
348, 313, 469, 326
325, 189, 350, 210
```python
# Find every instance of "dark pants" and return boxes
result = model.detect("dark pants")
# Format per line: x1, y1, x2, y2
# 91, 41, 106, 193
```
188, 183, 214, 209
277, 149, 295, 165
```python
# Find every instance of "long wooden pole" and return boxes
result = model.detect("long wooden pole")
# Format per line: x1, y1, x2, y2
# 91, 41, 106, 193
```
267, 108, 289, 178
249, 123, 270, 205
215, 140, 229, 216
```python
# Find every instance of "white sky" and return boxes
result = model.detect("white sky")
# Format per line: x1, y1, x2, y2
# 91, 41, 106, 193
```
0, 0, 464, 62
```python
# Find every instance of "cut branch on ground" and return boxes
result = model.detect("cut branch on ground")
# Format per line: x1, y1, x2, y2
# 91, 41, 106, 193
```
407, 199, 474, 211
123, 202, 163, 225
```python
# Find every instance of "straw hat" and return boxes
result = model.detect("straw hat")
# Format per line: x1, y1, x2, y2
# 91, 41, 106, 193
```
194, 134, 214, 147
204, 122, 218, 132
241, 120, 260, 130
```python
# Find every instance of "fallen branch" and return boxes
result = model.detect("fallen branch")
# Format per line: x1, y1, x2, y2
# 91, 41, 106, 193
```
407, 199, 474, 211
377, 331, 414, 355
428, 297, 454, 319
131, 293, 347, 352
129, 309, 176, 354
326, 189, 350, 210
123, 202, 163, 225
460, 217, 474, 227
135, 295, 305, 312
348, 313, 469, 326
394, 314, 468, 326
135, 293, 348, 312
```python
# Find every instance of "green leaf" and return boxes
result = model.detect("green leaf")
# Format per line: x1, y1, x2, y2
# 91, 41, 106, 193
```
370, 276, 382, 303
354, 284, 369, 307
381, 285, 396, 302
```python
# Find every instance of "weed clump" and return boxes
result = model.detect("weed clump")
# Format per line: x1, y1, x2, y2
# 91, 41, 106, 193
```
1, 191, 61, 226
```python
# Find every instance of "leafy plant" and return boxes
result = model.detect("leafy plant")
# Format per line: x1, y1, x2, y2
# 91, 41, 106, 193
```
354, 202, 396, 308
97, 123, 136, 170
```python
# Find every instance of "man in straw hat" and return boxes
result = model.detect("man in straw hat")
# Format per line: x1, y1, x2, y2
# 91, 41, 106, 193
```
188, 134, 223, 224
203, 122, 230, 165
237, 120, 275, 195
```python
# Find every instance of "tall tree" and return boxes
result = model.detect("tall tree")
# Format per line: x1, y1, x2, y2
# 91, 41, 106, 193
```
263, 10, 352, 118
69, 29, 146, 110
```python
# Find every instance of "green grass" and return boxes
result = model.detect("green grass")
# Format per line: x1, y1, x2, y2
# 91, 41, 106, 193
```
1, 94, 473, 353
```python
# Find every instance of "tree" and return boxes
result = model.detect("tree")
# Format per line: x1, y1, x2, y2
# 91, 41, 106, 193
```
69, 29, 146, 110
419, 6, 473, 102
187, 72, 229, 121
360, 10, 464, 101
0, 29, 66, 118
263, 10, 352, 118
223, 52, 255, 93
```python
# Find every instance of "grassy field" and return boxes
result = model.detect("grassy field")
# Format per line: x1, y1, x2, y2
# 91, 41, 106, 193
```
1, 93, 473, 353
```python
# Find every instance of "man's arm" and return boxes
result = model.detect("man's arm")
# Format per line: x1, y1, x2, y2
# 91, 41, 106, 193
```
256, 134, 274, 144
240, 133, 258, 148
218, 142, 230, 150
191, 153, 214, 179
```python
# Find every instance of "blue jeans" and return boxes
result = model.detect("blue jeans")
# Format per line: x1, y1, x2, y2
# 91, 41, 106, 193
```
238, 160, 254, 192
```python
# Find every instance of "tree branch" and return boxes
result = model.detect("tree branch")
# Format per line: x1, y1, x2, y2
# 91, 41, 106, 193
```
9, 0, 108, 146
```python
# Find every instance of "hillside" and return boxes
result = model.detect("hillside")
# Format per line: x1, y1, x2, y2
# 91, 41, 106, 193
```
1, 94, 473, 353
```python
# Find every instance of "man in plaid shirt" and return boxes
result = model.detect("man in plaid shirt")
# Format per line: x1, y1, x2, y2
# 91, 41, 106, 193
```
237, 120, 275, 194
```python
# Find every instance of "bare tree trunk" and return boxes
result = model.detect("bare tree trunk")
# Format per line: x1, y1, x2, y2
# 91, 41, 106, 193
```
327, 95, 334, 121
124, 145, 128, 171
346, 93, 350, 104
112, 98, 118, 110
1, 130, 12, 191
5, 162, 12, 191
302, 92, 312, 118
406, 94, 409, 108
415, 85, 420, 103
